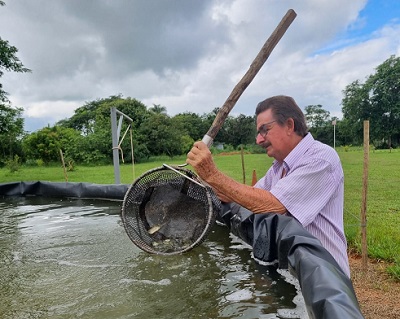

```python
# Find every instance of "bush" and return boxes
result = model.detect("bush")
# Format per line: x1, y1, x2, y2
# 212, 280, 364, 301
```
343, 145, 352, 152
36, 159, 44, 167
64, 157, 75, 171
132, 144, 151, 163
6, 155, 21, 173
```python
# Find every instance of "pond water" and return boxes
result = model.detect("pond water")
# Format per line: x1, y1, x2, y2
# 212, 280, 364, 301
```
0, 196, 307, 319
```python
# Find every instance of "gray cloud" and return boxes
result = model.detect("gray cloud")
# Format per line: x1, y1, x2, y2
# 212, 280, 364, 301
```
1, 0, 399, 132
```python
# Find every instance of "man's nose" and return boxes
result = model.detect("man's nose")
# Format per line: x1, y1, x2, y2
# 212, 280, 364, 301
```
256, 134, 264, 145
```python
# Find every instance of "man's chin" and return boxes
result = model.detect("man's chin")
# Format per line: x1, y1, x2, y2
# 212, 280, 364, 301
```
261, 144, 272, 156
258, 143, 273, 155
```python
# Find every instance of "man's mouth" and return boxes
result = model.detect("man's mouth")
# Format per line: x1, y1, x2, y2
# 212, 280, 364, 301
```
261, 142, 271, 149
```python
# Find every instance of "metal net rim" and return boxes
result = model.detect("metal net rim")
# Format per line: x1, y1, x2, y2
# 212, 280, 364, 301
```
121, 165, 218, 255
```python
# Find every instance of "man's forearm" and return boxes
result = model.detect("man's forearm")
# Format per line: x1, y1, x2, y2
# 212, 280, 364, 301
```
206, 170, 286, 214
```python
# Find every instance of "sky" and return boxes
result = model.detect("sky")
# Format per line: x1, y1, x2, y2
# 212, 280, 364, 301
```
1, 0, 400, 132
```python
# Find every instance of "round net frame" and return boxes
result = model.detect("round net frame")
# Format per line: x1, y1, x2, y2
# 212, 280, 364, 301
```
121, 165, 221, 255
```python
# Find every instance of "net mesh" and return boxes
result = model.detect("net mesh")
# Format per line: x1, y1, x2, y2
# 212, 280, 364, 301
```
121, 166, 221, 255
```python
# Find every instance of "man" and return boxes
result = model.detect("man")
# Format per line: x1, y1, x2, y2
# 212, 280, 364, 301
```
186, 95, 350, 277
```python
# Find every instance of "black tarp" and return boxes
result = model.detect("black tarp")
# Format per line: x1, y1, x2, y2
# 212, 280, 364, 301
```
0, 181, 128, 200
0, 181, 364, 318
219, 202, 364, 319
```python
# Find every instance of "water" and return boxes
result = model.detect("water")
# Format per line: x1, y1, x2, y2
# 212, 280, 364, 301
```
0, 196, 307, 319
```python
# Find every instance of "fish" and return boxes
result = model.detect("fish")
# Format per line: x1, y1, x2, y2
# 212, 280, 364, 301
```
148, 225, 161, 234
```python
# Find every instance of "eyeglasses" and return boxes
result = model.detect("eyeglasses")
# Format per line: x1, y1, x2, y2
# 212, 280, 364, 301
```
256, 120, 276, 138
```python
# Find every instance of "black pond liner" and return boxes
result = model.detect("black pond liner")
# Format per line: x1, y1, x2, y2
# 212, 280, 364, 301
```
0, 181, 364, 319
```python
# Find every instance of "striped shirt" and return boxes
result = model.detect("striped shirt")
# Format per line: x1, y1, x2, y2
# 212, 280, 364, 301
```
254, 133, 350, 277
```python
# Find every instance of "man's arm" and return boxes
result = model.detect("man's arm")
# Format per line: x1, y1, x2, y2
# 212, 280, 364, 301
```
187, 141, 286, 214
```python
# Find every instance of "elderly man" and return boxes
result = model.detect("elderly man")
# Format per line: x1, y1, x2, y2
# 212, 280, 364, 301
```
186, 95, 350, 277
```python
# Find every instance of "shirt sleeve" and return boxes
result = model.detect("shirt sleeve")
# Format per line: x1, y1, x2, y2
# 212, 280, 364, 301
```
269, 159, 342, 227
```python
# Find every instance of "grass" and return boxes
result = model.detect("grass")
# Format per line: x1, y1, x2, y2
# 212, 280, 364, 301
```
339, 148, 400, 279
1, 148, 399, 279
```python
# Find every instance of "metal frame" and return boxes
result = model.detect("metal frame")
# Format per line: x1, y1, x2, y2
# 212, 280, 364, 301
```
110, 107, 133, 184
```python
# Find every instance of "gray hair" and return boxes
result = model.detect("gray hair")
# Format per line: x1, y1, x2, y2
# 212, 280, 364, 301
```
255, 95, 308, 137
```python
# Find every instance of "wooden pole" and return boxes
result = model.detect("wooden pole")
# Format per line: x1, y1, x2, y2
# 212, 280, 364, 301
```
240, 145, 246, 184
332, 120, 336, 149
59, 149, 68, 182
251, 170, 258, 186
361, 120, 369, 270
130, 126, 135, 180
202, 9, 297, 146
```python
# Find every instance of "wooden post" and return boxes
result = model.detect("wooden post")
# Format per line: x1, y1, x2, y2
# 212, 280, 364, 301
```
130, 126, 135, 180
240, 145, 246, 184
332, 119, 336, 149
251, 170, 257, 186
361, 120, 369, 270
59, 149, 68, 182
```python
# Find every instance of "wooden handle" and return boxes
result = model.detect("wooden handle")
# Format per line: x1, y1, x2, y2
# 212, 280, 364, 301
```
202, 9, 297, 147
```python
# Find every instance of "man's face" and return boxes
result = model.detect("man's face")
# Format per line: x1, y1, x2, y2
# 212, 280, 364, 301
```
256, 109, 288, 162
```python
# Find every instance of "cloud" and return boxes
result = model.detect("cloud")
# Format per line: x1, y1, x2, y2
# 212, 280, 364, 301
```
1, 0, 399, 132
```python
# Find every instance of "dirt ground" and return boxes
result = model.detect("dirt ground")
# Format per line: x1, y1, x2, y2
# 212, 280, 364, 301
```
349, 252, 400, 319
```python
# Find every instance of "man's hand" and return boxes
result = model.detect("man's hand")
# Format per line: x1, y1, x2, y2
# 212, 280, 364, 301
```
186, 141, 218, 182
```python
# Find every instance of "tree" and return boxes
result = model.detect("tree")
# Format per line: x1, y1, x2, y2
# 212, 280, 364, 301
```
341, 80, 369, 145
0, 2, 30, 163
367, 55, 400, 148
171, 112, 207, 142
221, 114, 256, 147
304, 104, 333, 145
138, 113, 183, 157
0, 1, 30, 163
0, 35, 31, 102
0, 104, 24, 164
57, 95, 150, 163
22, 126, 80, 164
304, 105, 330, 128
57, 95, 123, 135
149, 104, 167, 115
341, 55, 400, 148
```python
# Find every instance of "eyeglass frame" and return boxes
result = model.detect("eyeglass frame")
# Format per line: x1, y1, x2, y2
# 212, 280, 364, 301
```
256, 120, 277, 138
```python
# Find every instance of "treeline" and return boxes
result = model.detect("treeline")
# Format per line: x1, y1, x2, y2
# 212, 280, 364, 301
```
2, 74, 399, 169
0, 93, 340, 167
1, 95, 261, 166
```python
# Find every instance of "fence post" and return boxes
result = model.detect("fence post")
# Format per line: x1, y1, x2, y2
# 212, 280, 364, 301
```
361, 120, 369, 270
241, 145, 246, 184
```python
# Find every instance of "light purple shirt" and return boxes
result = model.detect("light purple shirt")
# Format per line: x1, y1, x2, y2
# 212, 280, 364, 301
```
254, 133, 350, 277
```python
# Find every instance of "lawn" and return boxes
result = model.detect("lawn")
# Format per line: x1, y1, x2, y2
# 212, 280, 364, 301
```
1, 148, 399, 279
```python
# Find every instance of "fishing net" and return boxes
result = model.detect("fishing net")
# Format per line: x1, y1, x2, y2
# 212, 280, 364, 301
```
121, 165, 221, 255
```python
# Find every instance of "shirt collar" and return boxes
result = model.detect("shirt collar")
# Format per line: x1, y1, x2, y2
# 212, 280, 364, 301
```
272, 132, 314, 173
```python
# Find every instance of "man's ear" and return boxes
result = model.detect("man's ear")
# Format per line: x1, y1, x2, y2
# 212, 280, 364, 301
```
286, 118, 295, 134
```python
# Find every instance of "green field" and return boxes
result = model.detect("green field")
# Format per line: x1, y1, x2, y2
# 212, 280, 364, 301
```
1, 148, 399, 279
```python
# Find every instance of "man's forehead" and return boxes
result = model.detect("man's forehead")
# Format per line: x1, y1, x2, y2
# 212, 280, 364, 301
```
256, 109, 273, 126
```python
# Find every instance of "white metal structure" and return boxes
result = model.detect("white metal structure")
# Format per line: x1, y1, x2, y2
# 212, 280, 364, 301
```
111, 107, 133, 184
